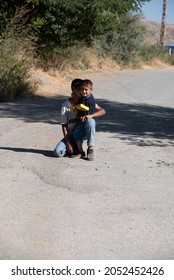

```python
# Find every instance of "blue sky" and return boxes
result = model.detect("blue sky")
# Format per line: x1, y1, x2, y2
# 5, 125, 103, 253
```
141, 0, 174, 24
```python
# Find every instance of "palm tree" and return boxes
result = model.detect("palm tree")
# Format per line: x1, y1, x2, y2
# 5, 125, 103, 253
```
160, 0, 167, 45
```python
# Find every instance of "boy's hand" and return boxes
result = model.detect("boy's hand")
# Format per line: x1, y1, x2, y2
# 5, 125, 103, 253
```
66, 142, 73, 154
81, 115, 92, 122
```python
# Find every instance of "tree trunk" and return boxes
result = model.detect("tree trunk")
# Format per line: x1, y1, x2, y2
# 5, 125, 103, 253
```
160, 0, 167, 45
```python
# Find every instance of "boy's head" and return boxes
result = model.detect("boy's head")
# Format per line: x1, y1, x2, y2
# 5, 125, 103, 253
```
80, 79, 93, 97
71, 78, 83, 99
71, 79, 83, 91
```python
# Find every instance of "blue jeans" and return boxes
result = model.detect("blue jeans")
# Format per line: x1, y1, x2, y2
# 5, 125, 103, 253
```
54, 135, 77, 157
73, 118, 96, 147
54, 118, 96, 157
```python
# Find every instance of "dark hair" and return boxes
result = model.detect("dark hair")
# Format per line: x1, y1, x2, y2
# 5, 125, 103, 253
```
71, 78, 83, 90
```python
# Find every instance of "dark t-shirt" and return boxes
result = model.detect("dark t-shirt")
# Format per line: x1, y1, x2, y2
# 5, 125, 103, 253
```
78, 93, 96, 116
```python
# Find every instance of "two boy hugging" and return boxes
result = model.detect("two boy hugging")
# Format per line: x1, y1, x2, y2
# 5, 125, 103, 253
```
54, 79, 105, 161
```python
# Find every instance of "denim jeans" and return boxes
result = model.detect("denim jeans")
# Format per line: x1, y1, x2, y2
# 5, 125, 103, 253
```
73, 118, 96, 147
54, 118, 96, 157
54, 135, 77, 157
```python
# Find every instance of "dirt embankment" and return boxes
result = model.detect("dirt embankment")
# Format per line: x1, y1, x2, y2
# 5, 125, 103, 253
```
142, 20, 174, 45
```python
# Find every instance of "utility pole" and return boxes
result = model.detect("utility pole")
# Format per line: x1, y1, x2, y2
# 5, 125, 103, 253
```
160, 0, 167, 45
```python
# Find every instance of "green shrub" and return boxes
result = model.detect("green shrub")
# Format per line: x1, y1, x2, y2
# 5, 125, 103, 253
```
94, 13, 146, 67
139, 44, 174, 66
0, 7, 35, 102
140, 45, 167, 62
0, 55, 30, 102
167, 54, 174, 65
36, 43, 91, 71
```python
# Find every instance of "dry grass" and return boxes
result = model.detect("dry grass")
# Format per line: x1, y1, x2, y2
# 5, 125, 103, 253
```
30, 48, 121, 97
31, 50, 174, 97
141, 59, 172, 69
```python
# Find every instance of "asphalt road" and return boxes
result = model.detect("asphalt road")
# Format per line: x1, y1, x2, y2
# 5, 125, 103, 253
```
0, 68, 174, 260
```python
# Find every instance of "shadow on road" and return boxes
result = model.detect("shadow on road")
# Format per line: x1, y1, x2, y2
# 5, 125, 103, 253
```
0, 96, 65, 124
96, 99, 174, 147
0, 147, 54, 157
1, 96, 174, 147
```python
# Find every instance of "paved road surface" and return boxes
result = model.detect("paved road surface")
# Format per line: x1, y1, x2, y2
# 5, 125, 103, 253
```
0, 69, 174, 259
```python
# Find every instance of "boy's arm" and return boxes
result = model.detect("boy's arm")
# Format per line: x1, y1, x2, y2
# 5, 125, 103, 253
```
60, 102, 74, 154
81, 104, 106, 121
93, 104, 106, 117
62, 124, 73, 154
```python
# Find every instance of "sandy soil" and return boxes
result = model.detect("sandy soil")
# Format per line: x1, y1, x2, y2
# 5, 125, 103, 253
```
0, 68, 174, 260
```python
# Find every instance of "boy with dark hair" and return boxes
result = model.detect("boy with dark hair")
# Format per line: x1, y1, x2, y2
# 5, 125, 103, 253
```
54, 79, 82, 157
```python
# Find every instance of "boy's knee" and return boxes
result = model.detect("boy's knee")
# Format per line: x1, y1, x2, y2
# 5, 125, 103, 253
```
53, 148, 65, 157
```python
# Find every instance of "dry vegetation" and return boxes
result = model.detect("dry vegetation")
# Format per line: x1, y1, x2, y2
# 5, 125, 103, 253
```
1, 16, 174, 100
32, 20, 174, 95
32, 20, 174, 96
31, 54, 120, 96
